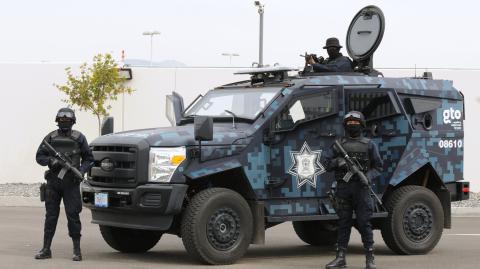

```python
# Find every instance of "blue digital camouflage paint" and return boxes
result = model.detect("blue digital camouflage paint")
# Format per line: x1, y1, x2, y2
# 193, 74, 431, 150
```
90, 73, 465, 219
82, 6, 467, 263
170, 74, 463, 217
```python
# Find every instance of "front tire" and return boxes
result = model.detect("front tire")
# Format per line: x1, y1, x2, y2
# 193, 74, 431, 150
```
99, 225, 162, 253
181, 188, 253, 265
381, 185, 444, 254
293, 221, 337, 246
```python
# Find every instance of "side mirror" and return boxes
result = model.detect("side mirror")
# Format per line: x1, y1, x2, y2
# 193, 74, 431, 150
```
101, 117, 114, 135
194, 116, 213, 141
166, 91, 185, 126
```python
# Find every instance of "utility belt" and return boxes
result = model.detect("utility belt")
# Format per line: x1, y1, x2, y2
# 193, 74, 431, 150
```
44, 169, 82, 183
40, 170, 81, 202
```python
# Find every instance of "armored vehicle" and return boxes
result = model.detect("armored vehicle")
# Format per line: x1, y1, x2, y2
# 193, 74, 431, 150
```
80, 6, 468, 265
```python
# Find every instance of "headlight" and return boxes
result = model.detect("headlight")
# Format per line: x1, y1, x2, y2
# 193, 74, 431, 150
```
148, 147, 186, 182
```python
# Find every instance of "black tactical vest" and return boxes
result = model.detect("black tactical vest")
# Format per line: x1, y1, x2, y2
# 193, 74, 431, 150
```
335, 136, 371, 181
48, 130, 82, 168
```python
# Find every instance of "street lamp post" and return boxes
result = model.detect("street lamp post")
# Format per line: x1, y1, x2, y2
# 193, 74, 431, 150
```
142, 30, 161, 66
254, 1, 264, 67
221, 53, 240, 65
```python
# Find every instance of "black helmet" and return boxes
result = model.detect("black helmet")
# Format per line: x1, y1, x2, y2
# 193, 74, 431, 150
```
55, 107, 76, 124
343, 111, 365, 127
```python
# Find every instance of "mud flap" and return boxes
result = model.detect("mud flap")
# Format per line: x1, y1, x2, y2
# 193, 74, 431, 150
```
436, 188, 451, 229
249, 201, 265, 244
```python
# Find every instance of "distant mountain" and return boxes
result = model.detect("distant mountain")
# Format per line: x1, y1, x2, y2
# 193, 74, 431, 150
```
123, 58, 187, 67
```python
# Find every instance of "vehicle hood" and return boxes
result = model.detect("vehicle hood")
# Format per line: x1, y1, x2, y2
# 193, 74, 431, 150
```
91, 124, 250, 147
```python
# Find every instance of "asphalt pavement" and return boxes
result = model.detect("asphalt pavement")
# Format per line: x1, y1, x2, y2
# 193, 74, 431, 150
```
1, 207, 480, 269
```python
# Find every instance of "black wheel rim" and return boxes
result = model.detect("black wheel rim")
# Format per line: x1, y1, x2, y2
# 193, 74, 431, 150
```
402, 202, 433, 242
207, 207, 241, 251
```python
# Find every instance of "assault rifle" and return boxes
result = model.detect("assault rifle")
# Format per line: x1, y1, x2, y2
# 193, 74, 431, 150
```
333, 140, 384, 206
42, 139, 84, 180
300, 52, 324, 63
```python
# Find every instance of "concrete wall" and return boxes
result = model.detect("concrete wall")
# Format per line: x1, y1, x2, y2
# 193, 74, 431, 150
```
0, 64, 477, 191
0, 64, 248, 184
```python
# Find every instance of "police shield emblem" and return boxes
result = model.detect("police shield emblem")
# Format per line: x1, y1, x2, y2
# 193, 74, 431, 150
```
288, 142, 326, 188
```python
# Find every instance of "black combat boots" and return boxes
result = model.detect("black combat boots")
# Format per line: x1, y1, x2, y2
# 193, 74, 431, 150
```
365, 247, 376, 269
72, 238, 82, 261
35, 237, 52, 259
325, 247, 347, 269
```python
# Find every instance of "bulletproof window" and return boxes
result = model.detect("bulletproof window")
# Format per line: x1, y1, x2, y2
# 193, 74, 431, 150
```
346, 91, 400, 121
398, 95, 443, 130
274, 90, 335, 131
402, 97, 441, 114
184, 88, 280, 120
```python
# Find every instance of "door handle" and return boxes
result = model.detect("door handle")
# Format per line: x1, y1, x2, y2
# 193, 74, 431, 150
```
266, 177, 287, 188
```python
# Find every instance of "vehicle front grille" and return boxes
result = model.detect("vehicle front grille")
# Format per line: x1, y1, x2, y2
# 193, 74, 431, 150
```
89, 145, 138, 187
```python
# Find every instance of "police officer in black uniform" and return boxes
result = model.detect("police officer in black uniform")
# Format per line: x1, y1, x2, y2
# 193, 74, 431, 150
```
325, 111, 383, 269
35, 108, 93, 261
306, 37, 353, 72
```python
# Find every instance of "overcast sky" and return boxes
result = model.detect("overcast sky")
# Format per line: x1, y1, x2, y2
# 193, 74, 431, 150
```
1, 0, 479, 68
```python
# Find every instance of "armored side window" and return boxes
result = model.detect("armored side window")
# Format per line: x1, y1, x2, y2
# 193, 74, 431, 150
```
274, 91, 335, 131
402, 97, 441, 115
346, 91, 400, 121
399, 95, 443, 130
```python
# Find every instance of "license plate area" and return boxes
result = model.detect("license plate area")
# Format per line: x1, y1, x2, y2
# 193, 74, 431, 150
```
94, 193, 109, 208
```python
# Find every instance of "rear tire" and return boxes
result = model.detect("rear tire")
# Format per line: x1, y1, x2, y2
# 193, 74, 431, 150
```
99, 225, 162, 253
293, 221, 337, 246
381, 185, 444, 254
181, 188, 253, 265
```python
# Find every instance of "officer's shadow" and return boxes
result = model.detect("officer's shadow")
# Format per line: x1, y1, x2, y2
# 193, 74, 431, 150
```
97, 250, 195, 265
244, 243, 395, 259
94, 243, 394, 266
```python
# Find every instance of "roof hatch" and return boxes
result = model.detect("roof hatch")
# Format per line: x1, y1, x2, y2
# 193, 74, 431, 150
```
346, 5, 385, 73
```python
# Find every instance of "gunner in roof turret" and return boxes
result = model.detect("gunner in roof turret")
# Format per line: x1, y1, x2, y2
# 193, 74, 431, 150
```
306, 37, 353, 72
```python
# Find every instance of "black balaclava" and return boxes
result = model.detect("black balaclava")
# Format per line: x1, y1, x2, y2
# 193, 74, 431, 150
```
343, 111, 365, 138
327, 47, 340, 59
58, 119, 74, 132
345, 123, 362, 137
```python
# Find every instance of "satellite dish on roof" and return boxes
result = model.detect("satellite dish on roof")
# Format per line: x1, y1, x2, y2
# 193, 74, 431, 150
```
346, 5, 385, 69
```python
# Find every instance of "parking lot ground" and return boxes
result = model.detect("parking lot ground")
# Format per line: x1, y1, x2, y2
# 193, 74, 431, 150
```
1, 207, 479, 269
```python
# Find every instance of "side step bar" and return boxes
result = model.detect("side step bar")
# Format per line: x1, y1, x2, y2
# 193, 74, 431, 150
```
267, 212, 388, 223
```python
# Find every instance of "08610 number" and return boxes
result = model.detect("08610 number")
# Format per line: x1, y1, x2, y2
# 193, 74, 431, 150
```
438, 139, 462, 148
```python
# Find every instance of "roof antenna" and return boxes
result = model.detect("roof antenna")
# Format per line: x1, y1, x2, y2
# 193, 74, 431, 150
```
414, 64, 417, 78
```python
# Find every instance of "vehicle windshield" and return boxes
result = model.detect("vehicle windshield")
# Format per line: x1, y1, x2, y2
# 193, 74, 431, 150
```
184, 87, 280, 119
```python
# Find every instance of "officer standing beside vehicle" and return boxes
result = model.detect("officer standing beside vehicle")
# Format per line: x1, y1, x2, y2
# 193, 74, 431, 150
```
305, 37, 353, 72
34, 108, 93, 261
325, 111, 383, 269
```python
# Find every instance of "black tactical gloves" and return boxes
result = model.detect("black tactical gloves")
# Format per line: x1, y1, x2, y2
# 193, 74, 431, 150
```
48, 157, 62, 171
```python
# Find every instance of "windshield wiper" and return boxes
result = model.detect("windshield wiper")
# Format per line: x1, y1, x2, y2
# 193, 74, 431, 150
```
181, 113, 253, 125
224, 110, 237, 129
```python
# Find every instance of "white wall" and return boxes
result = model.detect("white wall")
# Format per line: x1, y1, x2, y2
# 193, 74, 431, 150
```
0, 64, 477, 191
0, 64, 248, 184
